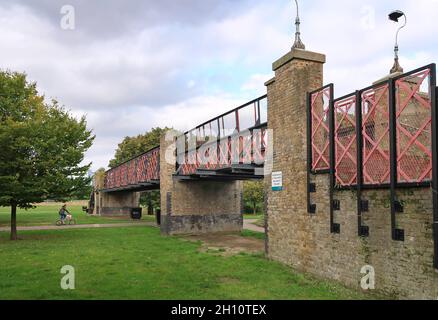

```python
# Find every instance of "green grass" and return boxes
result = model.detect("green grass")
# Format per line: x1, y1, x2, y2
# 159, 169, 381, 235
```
0, 205, 156, 228
241, 230, 266, 240
0, 226, 375, 300
243, 214, 264, 220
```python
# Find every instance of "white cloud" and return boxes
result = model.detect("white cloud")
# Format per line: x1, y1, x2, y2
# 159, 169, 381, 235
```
1, 0, 437, 171
241, 73, 272, 96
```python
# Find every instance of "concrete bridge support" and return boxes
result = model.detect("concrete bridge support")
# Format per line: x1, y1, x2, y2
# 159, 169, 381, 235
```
97, 191, 140, 216
159, 132, 243, 235
92, 174, 140, 216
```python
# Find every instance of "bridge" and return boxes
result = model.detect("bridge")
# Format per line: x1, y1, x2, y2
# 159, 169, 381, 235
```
93, 94, 269, 234
90, 44, 438, 296
101, 95, 268, 195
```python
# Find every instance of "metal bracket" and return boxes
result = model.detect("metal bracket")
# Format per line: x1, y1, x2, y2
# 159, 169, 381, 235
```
394, 228, 405, 241
309, 204, 316, 214
360, 200, 369, 212
332, 223, 341, 234
359, 226, 370, 237
333, 200, 341, 211
309, 183, 316, 193
166, 192, 172, 215
395, 200, 404, 213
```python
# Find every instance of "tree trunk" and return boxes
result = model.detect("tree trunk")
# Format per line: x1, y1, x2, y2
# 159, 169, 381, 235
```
10, 203, 18, 241
253, 204, 257, 215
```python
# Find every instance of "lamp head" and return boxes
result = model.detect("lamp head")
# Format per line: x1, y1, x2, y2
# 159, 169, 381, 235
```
389, 10, 405, 22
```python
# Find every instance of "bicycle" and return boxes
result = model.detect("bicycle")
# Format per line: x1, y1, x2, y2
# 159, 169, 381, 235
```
56, 214, 77, 226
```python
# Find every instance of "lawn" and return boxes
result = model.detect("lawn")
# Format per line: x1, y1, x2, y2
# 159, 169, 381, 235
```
0, 226, 374, 300
0, 204, 156, 228
243, 214, 264, 220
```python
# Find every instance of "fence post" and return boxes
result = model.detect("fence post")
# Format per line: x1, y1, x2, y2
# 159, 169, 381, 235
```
328, 84, 337, 233
389, 77, 404, 241
306, 92, 313, 214
431, 67, 437, 268
355, 90, 368, 237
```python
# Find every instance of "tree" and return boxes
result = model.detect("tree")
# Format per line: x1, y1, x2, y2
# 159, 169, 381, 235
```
108, 127, 168, 168
109, 127, 169, 213
0, 71, 95, 240
243, 181, 264, 215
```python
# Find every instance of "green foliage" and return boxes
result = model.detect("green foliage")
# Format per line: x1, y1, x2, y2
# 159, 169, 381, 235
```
243, 180, 264, 215
108, 127, 168, 168
0, 70, 94, 238
108, 127, 170, 212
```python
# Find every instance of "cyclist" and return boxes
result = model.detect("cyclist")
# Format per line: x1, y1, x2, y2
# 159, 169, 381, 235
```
59, 204, 70, 224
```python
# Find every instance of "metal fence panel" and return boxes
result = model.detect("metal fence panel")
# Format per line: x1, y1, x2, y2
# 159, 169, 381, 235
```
335, 94, 358, 186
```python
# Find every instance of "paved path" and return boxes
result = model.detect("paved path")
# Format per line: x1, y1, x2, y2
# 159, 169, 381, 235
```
243, 219, 265, 233
0, 220, 264, 233
0, 222, 156, 232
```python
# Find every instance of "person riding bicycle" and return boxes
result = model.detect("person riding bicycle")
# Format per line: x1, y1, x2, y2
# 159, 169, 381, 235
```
59, 204, 70, 223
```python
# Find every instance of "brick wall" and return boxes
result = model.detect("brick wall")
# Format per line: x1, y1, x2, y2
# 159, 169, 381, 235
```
265, 49, 438, 299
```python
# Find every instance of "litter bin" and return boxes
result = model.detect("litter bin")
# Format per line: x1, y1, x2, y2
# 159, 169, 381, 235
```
131, 208, 142, 220
156, 209, 161, 226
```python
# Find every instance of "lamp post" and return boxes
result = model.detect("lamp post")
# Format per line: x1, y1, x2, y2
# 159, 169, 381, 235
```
389, 10, 407, 74
292, 0, 305, 50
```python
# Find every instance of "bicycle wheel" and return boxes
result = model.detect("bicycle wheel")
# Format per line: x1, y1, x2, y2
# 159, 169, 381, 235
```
69, 219, 77, 225
56, 220, 63, 226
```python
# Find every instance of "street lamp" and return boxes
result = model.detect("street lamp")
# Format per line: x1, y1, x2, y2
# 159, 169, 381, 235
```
292, 0, 305, 50
388, 10, 407, 74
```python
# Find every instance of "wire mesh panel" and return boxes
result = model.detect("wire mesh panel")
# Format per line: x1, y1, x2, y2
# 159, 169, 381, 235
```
180, 151, 198, 175
136, 153, 148, 182
198, 141, 219, 170
395, 67, 433, 184
144, 148, 160, 181
127, 160, 137, 185
104, 147, 160, 190
120, 164, 128, 187
335, 94, 357, 186
310, 86, 331, 171
362, 84, 391, 185
252, 127, 267, 165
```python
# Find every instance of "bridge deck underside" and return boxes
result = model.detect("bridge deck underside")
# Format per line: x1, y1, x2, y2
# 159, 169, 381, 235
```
101, 181, 160, 193
174, 164, 264, 181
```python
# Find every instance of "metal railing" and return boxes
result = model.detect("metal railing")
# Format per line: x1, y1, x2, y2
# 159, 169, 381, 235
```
307, 64, 436, 246
104, 146, 160, 190
175, 95, 268, 176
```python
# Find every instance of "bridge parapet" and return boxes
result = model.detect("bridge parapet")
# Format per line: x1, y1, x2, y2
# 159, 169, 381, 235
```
103, 146, 160, 192
175, 95, 268, 180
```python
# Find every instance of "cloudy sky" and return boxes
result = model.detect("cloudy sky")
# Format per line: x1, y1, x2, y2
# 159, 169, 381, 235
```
0, 0, 437, 171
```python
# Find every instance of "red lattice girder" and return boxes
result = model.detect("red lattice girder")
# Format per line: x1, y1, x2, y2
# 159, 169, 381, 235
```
104, 147, 160, 190
362, 84, 391, 185
311, 87, 331, 171
252, 128, 266, 165
198, 142, 219, 170
239, 132, 253, 165
217, 138, 231, 169
395, 68, 432, 183
335, 95, 357, 186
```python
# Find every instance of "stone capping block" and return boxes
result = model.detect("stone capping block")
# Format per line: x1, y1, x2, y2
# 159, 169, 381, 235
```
272, 49, 326, 71
265, 77, 276, 87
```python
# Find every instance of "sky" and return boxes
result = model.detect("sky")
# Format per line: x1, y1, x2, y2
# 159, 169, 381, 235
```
0, 0, 437, 171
